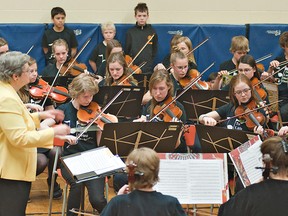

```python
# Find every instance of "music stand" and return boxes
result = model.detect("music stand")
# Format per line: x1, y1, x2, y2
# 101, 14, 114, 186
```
93, 86, 144, 118
177, 89, 229, 123
99, 122, 183, 158
42, 76, 74, 88
195, 124, 256, 153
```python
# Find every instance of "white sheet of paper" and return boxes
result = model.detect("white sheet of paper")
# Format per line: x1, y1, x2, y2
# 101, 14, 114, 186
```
155, 159, 225, 204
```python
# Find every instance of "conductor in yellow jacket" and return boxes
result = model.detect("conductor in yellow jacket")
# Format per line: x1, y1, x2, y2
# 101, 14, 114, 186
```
0, 51, 71, 216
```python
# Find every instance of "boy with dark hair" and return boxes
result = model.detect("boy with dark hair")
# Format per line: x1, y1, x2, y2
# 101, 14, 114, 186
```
42, 7, 78, 65
125, 3, 158, 74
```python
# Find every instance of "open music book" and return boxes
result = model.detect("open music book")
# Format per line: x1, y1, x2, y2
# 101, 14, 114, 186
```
61, 147, 126, 183
228, 135, 263, 187
154, 153, 229, 204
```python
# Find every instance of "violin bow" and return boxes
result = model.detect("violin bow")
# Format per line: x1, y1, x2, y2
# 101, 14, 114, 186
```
256, 65, 286, 85
227, 53, 273, 75
40, 63, 64, 108
62, 38, 91, 76
166, 37, 209, 71
75, 88, 125, 141
127, 34, 155, 67
117, 61, 147, 85
217, 100, 281, 125
150, 62, 215, 122
26, 45, 34, 55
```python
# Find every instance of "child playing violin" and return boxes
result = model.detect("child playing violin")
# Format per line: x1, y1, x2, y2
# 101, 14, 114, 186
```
42, 73, 107, 215
134, 69, 187, 152
41, 39, 69, 77
97, 39, 123, 79
199, 74, 268, 135
99, 52, 138, 87
154, 36, 198, 73
89, 21, 116, 73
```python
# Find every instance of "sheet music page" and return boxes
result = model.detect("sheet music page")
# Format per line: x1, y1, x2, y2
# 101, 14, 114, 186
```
155, 158, 225, 204
239, 141, 263, 184
63, 155, 91, 175
63, 147, 125, 176
229, 136, 263, 187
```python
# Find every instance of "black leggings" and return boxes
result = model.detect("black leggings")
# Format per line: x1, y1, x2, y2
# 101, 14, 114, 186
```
0, 178, 31, 216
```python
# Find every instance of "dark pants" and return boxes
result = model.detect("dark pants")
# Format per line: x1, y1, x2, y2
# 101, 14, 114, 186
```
60, 164, 107, 215
0, 178, 31, 216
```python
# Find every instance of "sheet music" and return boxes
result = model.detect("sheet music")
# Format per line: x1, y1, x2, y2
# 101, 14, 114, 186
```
229, 135, 263, 187
155, 155, 227, 204
239, 140, 263, 184
63, 147, 125, 176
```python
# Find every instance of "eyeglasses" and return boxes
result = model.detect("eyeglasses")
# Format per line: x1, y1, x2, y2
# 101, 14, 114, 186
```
238, 68, 253, 73
234, 88, 251, 95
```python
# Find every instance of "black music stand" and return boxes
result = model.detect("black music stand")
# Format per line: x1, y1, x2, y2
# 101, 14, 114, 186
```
195, 124, 256, 153
177, 89, 229, 123
99, 122, 183, 158
93, 86, 144, 118
42, 76, 74, 88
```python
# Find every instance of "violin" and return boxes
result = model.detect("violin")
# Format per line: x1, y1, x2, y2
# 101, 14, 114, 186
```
60, 57, 88, 77
125, 55, 142, 74
178, 69, 209, 90
77, 101, 118, 131
234, 100, 270, 138
111, 75, 132, 86
152, 96, 182, 122
29, 78, 70, 103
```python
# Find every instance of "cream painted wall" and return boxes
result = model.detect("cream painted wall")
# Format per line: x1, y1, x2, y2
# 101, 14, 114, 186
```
0, 0, 287, 24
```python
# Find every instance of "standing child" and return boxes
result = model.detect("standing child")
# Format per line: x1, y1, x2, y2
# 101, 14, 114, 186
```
125, 3, 158, 74
42, 7, 78, 65
89, 22, 116, 73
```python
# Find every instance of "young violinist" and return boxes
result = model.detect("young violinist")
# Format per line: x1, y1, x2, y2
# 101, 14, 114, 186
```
89, 21, 116, 73
134, 69, 187, 152
125, 3, 158, 74
199, 73, 268, 134
218, 136, 288, 216
99, 52, 138, 87
100, 147, 186, 216
42, 73, 107, 215
18, 57, 65, 199
262, 31, 288, 122
41, 38, 69, 77
97, 39, 123, 79
42, 7, 78, 65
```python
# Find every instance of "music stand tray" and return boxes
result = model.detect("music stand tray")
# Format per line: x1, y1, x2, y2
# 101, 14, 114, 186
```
93, 86, 144, 118
177, 89, 229, 122
196, 124, 256, 153
99, 122, 183, 158
61, 146, 126, 183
